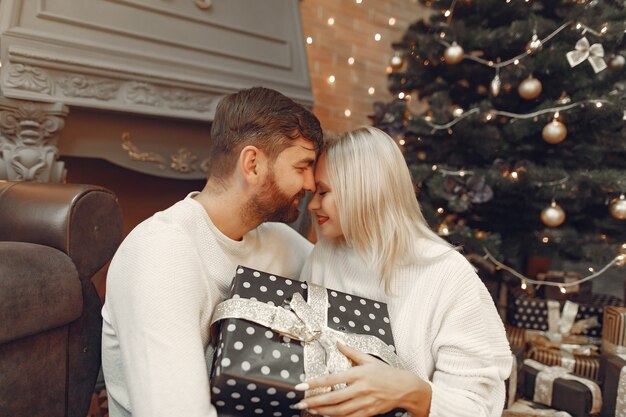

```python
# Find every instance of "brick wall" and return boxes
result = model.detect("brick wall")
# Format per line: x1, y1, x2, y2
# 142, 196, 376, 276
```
300, 0, 427, 134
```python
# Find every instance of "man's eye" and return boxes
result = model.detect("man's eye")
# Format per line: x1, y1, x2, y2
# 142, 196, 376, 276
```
318, 191, 327, 196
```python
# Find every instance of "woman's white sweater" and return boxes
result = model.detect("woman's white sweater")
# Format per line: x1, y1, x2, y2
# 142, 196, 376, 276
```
300, 238, 512, 417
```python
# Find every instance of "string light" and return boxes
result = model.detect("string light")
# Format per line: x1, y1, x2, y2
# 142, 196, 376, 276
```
327, 75, 336, 84
347, 57, 355, 65
327, 17, 335, 26
483, 248, 624, 291
344, 109, 351, 117
368, 87, 375, 95
374, 33, 382, 41
438, 21, 571, 70
398, 92, 405, 99
388, 17, 396, 26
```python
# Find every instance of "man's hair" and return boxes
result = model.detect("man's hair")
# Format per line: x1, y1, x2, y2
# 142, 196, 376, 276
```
208, 87, 323, 180
324, 126, 453, 292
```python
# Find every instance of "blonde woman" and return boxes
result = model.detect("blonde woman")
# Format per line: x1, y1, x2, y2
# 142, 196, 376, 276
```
294, 126, 512, 417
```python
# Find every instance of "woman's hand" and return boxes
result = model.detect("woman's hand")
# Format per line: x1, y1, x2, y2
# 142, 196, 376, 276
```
292, 341, 432, 417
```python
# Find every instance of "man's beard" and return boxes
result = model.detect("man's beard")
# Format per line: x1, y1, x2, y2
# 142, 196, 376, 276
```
245, 170, 303, 224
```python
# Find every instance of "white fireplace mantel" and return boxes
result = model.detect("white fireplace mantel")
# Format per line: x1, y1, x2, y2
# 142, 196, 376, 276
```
0, 0, 313, 180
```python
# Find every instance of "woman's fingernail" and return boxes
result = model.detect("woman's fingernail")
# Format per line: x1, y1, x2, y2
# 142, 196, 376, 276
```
294, 382, 309, 391
290, 402, 307, 410
309, 409, 318, 414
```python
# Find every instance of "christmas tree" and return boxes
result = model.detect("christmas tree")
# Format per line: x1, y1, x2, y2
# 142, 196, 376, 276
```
371, 0, 626, 275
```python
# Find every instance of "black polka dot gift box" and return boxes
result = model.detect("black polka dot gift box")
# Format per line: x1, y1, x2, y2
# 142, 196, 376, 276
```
507, 291, 623, 337
208, 265, 407, 417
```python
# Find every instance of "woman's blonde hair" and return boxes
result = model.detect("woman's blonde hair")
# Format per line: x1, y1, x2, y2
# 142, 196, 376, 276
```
324, 126, 453, 292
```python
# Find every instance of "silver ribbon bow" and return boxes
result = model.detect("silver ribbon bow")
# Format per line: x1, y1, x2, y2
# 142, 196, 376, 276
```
524, 359, 602, 414
210, 283, 405, 396
566, 37, 607, 73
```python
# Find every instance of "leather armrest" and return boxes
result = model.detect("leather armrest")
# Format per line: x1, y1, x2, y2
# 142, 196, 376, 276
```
0, 181, 123, 280
0, 242, 82, 344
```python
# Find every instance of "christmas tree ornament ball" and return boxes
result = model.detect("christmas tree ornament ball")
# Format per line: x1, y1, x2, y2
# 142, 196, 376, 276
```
444, 43, 464, 64
541, 202, 566, 227
518, 76, 542, 100
389, 53, 404, 70
609, 195, 626, 220
542, 120, 568, 144
609, 55, 625, 70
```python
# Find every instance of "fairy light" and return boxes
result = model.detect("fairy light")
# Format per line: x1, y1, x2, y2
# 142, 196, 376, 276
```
511, 171, 519, 180
388, 17, 396, 26
432, 164, 438, 171
398, 92, 405, 99
327, 17, 335, 26
437, 207, 445, 214
306, 36, 313, 44
514, 59, 520, 65
328, 75, 336, 84
347, 57, 355, 65
399, 138, 406, 145
444, 10, 452, 17
344, 109, 351, 117
368, 87, 375, 95
355, 0, 363, 3
374, 33, 382, 41
483, 248, 624, 290
542, 237, 550, 243
596, 102, 603, 108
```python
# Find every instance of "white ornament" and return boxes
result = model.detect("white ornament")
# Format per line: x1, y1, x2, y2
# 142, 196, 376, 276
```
566, 37, 607, 73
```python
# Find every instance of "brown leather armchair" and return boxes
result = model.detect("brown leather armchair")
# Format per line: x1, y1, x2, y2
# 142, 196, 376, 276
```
0, 181, 123, 417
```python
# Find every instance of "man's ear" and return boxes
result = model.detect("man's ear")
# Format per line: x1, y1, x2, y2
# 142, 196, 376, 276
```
239, 145, 267, 185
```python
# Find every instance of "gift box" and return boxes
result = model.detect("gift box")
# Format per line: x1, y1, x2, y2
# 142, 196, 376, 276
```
508, 291, 623, 337
209, 266, 405, 417
503, 399, 579, 417
521, 359, 602, 417
536, 271, 592, 302
527, 345, 601, 381
600, 354, 626, 417
602, 306, 626, 356
505, 345, 526, 409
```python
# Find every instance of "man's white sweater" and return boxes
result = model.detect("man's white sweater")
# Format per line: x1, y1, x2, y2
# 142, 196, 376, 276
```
299, 238, 512, 417
102, 193, 312, 417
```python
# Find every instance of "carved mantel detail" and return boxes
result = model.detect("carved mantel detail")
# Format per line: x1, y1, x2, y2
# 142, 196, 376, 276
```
0, 98, 69, 182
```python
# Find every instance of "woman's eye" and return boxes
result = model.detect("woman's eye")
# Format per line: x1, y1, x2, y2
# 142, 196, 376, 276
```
318, 190, 327, 196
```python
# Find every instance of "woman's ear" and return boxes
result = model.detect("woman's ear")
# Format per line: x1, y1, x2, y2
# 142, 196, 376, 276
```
239, 145, 267, 185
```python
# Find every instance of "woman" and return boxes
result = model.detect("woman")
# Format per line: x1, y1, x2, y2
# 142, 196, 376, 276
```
294, 126, 512, 417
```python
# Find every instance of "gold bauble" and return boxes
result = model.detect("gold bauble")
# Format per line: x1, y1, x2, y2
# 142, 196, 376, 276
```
518, 76, 542, 100
609, 195, 626, 220
389, 52, 404, 70
609, 55, 625, 70
541, 202, 566, 227
444, 42, 464, 65
542, 120, 568, 144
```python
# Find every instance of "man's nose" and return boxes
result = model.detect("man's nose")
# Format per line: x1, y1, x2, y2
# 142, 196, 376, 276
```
303, 168, 316, 192
308, 191, 320, 211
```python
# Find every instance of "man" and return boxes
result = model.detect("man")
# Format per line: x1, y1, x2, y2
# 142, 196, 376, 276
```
101, 87, 323, 417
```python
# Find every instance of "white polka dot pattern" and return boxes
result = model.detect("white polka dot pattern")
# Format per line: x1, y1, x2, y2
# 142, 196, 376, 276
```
210, 265, 399, 417
507, 292, 622, 337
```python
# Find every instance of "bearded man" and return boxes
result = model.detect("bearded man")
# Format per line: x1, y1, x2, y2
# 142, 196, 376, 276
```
101, 87, 323, 417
